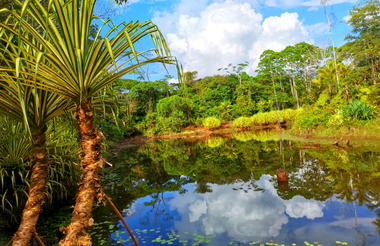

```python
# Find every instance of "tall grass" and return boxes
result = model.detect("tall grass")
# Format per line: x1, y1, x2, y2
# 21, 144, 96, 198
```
232, 117, 253, 129
232, 108, 303, 128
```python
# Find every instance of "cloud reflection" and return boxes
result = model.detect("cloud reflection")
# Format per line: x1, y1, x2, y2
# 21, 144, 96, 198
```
169, 175, 325, 242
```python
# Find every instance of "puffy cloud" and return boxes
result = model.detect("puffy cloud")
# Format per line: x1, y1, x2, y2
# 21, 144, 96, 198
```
284, 195, 325, 219
169, 175, 325, 243
153, 1, 314, 76
306, 22, 330, 35
249, 12, 312, 69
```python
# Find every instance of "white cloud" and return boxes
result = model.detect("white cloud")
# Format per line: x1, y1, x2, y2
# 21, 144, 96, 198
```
292, 218, 379, 245
306, 22, 330, 35
284, 195, 325, 219
249, 12, 312, 69
343, 14, 351, 22
153, 1, 315, 76
169, 175, 325, 243
167, 77, 179, 84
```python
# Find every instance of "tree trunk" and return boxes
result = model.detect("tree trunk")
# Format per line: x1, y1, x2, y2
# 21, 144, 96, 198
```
12, 128, 49, 246
292, 77, 300, 109
59, 102, 103, 246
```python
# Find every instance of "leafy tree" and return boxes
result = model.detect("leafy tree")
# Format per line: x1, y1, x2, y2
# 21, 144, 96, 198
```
256, 43, 324, 108
129, 81, 171, 117
152, 95, 194, 133
218, 62, 248, 84
345, 0, 380, 84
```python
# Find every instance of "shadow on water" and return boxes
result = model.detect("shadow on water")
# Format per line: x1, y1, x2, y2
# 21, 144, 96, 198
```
91, 130, 380, 246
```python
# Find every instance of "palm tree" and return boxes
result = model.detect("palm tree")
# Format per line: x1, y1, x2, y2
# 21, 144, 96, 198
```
0, 0, 172, 245
0, 23, 72, 246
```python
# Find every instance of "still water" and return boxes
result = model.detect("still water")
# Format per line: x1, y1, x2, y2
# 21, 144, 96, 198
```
92, 132, 380, 246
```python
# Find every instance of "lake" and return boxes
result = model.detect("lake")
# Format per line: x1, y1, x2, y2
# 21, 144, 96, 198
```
91, 131, 380, 246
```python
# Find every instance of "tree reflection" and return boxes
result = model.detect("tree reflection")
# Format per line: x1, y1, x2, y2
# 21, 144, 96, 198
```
93, 134, 380, 244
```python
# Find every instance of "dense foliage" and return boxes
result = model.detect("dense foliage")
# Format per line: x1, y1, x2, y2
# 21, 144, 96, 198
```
0, 3, 377, 136
97, 1, 379, 136
0, 0, 378, 243
0, 117, 79, 226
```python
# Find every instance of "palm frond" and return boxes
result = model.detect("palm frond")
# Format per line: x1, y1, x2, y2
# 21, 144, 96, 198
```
1, 0, 174, 102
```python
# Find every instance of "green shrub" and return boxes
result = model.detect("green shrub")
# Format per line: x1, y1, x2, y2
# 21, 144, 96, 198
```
342, 100, 375, 120
281, 108, 304, 121
147, 95, 195, 134
202, 117, 222, 129
251, 111, 283, 125
156, 95, 194, 119
156, 115, 187, 133
232, 117, 253, 128
293, 106, 330, 129
327, 110, 344, 127
249, 108, 303, 125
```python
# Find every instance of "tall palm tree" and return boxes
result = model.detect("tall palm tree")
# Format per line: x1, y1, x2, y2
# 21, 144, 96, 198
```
0, 0, 172, 245
0, 22, 72, 246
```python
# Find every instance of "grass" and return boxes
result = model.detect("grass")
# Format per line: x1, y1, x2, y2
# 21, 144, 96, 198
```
291, 117, 380, 139
232, 108, 303, 129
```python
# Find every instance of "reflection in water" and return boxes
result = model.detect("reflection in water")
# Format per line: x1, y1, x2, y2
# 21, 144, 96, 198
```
170, 175, 324, 242
93, 133, 380, 245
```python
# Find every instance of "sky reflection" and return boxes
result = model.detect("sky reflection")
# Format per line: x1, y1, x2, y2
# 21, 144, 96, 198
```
114, 174, 379, 245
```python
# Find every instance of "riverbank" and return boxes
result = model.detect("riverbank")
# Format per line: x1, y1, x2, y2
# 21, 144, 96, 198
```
160, 118, 379, 141
111, 120, 380, 153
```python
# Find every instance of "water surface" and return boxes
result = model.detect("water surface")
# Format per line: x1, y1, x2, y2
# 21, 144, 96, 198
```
93, 132, 380, 246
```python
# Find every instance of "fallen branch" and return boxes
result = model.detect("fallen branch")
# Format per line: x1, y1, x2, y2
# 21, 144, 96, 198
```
33, 232, 46, 246
103, 192, 139, 246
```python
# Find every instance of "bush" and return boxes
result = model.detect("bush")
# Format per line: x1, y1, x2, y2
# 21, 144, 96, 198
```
327, 110, 344, 127
251, 111, 283, 125
156, 95, 194, 120
156, 115, 187, 133
250, 108, 303, 125
342, 100, 375, 120
293, 107, 330, 129
232, 117, 253, 128
202, 117, 222, 129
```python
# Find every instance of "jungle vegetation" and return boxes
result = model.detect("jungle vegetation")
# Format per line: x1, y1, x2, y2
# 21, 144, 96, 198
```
100, 0, 379, 137
0, 0, 378, 245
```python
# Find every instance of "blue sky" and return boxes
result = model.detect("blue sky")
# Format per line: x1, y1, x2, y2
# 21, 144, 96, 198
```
94, 0, 363, 80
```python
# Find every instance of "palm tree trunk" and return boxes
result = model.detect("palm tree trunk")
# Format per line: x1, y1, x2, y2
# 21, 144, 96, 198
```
12, 128, 48, 246
59, 101, 103, 246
